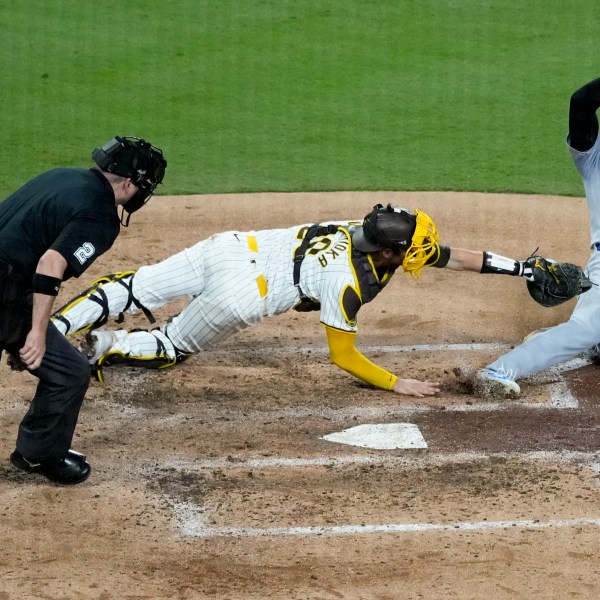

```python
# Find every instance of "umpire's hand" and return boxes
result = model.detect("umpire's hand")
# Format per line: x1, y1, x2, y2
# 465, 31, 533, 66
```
20, 328, 46, 371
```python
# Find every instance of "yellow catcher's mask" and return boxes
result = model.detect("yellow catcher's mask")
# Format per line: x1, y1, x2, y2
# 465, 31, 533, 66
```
402, 209, 440, 278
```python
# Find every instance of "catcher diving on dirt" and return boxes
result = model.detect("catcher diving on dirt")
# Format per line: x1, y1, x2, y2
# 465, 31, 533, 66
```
50, 203, 590, 398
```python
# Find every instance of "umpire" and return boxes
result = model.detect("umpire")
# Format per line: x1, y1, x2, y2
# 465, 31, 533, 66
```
0, 136, 166, 484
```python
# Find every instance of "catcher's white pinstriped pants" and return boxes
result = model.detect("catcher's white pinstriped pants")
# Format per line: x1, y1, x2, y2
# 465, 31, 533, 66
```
56, 233, 270, 361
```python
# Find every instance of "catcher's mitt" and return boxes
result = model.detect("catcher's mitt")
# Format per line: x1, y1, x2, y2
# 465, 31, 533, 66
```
525, 256, 592, 307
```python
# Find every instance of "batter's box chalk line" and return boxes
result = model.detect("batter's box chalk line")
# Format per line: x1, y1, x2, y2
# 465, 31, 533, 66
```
172, 510, 600, 539
158, 449, 600, 472
166, 450, 600, 539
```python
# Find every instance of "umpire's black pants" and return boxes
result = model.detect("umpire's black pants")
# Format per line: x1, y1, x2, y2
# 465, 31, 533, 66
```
1, 260, 91, 460
16, 324, 91, 460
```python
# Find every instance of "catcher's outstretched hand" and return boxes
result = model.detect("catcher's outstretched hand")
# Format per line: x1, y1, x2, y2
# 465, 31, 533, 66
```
393, 378, 440, 397
524, 256, 593, 307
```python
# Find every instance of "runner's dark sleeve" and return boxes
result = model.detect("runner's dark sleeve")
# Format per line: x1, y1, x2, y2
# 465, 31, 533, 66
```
569, 77, 600, 152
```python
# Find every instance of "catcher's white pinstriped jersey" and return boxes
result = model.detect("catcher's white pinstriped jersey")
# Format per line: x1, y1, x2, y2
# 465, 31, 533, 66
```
53, 219, 395, 359
164, 223, 366, 354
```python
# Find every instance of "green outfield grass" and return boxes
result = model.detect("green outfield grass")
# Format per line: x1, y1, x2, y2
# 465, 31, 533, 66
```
1, 1, 599, 196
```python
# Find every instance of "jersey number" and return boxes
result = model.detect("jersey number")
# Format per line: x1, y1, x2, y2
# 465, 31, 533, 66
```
74, 242, 96, 265
296, 227, 333, 255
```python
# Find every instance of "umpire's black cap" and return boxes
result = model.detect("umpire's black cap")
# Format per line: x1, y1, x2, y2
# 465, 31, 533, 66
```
92, 136, 167, 191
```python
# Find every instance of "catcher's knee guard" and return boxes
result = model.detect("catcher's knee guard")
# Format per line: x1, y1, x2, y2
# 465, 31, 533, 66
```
92, 328, 189, 382
52, 271, 156, 336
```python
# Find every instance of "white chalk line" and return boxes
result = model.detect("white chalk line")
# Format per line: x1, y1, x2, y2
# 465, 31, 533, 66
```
174, 510, 600, 539
167, 453, 600, 539
102, 388, 579, 426
159, 449, 600, 472
226, 342, 593, 368
96, 343, 587, 418
268, 390, 578, 416
171, 453, 600, 539
297, 342, 508, 354
109, 384, 580, 429
165, 451, 600, 538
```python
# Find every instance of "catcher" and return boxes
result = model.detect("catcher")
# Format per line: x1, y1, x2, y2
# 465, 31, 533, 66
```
477, 74, 600, 397
50, 203, 589, 398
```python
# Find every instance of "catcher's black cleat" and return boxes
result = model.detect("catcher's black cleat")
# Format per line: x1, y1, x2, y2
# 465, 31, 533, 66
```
10, 449, 91, 485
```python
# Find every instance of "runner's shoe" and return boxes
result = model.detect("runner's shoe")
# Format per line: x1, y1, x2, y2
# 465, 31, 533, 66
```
477, 368, 521, 398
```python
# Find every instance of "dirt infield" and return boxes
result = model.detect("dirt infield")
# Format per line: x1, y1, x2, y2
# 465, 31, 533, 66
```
2, 191, 600, 599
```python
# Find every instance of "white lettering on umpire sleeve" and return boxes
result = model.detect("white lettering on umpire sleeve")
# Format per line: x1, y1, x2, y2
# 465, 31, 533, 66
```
74, 242, 96, 265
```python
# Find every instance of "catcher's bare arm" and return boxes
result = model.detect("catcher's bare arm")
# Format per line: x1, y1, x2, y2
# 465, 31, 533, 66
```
432, 247, 529, 274
444, 248, 591, 306
446, 247, 529, 274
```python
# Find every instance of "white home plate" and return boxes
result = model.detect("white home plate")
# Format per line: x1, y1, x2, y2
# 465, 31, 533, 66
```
322, 423, 427, 450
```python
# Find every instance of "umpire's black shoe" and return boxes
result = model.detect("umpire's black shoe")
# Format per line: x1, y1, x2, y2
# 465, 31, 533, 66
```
10, 449, 91, 485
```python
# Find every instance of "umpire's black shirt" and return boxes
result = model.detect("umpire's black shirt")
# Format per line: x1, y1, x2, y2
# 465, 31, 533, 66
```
0, 168, 120, 282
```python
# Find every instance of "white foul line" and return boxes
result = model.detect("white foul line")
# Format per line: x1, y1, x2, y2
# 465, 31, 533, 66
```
174, 510, 600, 539
159, 449, 600, 472
296, 342, 508, 354
169, 452, 600, 538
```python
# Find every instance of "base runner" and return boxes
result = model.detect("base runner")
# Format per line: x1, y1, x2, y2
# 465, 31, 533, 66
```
477, 74, 600, 397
